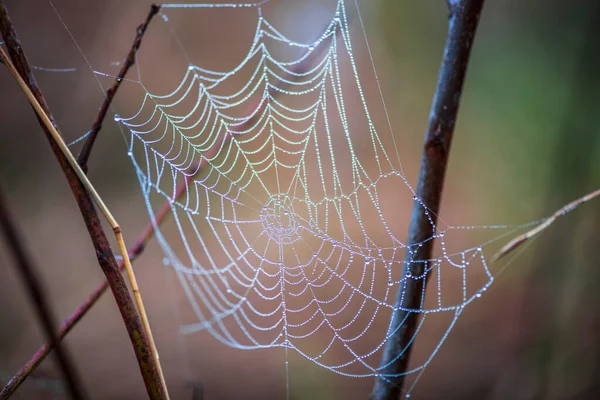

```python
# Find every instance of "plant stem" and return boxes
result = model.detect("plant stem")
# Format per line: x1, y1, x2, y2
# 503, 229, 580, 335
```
77, 4, 160, 172
0, 3, 167, 399
371, 1, 485, 399
0, 186, 87, 400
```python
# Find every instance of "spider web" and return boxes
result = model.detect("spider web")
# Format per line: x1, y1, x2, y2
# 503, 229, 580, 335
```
113, 0, 499, 395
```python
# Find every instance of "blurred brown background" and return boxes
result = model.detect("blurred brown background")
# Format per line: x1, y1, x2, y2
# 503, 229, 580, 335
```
1, 0, 599, 399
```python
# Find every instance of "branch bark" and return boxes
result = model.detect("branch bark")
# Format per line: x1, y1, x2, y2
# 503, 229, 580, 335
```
77, 4, 160, 172
371, 1, 485, 399
0, 186, 87, 400
0, 2, 167, 399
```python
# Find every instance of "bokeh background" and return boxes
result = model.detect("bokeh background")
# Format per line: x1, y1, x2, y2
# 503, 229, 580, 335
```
1, 0, 599, 399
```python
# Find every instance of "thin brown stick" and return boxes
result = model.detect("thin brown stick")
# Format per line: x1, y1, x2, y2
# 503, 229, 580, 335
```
0, 173, 195, 399
493, 188, 600, 261
0, 186, 87, 400
77, 4, 160, 172
0, 3, 167, 399
372, 1, 486, 399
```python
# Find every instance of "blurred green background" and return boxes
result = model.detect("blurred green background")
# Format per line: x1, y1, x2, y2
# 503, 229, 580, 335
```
0, 0, 599, 399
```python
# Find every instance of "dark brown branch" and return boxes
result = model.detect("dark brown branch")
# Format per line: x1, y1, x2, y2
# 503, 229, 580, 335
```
0, 186, 87, 400
371, 1, 485, 399
77, 4, 160, 172
0, 2, 167, 399
0, 173, 195, 399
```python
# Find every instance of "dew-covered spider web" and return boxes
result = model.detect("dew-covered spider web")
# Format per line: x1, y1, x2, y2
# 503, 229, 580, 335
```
51, 0, 540, 396
107, 0, 505, 396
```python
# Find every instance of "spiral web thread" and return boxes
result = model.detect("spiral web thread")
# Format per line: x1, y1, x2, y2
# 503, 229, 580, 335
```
116, 0, 496, 392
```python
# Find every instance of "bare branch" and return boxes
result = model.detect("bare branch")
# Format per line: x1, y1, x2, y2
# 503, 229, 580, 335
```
371, 1, 486, 399
77, 4, 160, 172
0, 186, 87, 400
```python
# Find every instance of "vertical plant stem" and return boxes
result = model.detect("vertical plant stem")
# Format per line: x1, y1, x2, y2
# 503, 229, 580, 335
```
371, 1, 485, 399
0, 3, 167, 399
0, 187, 87, 400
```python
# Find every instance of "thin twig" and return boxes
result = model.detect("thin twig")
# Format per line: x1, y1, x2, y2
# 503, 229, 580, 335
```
0, 173, 195, 399
0, 3, 167, 399
371, 1, 485, 399
493, 188, 600, 261
0, 186, 87, 400
77, 4, 160, 172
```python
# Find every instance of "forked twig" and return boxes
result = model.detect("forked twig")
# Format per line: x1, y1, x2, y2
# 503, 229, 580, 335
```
0, 186, 87, 400
77, 4, 160, 172
372, 1, 486, 399
0, 3, 167, 398
0, 173, 196, 399
493, 188, 600, 261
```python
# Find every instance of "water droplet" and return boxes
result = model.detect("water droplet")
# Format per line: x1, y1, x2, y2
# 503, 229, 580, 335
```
412, 195, 418, 201
387, 279, 393, 286
476, 293, 482, 298
188, 65, 194, 70
405, 394, 411, 398
406, 272, 412, 278
127, 151, 132, 157
226, 288, 232, 294
114, 114, 121, 122
162, 258, 170, 266
308, 45, 315, 51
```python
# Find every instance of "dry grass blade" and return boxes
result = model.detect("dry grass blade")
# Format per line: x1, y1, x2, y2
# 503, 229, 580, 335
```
493, 188, 600, 261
